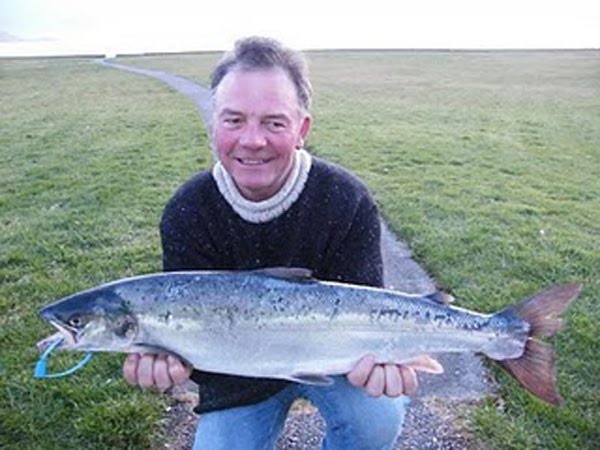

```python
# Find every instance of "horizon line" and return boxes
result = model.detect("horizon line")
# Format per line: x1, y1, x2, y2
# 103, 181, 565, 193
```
2, 47, 599, 59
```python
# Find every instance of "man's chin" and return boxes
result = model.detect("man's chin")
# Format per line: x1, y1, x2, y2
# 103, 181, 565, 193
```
235, 180, 277, 201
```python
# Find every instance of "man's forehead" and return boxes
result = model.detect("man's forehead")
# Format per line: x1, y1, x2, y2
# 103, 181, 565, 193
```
220, 65, 292, 84
215, 67, 300, 107
219, 107, 291, 120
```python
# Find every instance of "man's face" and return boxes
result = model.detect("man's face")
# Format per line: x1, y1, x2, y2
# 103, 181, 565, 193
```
212, 68, 311, 201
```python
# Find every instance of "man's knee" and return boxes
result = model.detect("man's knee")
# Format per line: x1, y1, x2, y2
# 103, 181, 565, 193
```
324, 395, 411, 449
192, 388, 296, 450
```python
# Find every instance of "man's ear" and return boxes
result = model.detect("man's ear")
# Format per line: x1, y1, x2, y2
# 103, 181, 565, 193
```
297, 115, 312, 149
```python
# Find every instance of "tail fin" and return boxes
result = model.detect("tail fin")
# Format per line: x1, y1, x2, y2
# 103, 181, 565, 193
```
497, 283, 582, 406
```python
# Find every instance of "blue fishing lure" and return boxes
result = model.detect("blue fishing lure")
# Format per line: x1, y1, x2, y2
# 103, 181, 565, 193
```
34, 337, 93, 379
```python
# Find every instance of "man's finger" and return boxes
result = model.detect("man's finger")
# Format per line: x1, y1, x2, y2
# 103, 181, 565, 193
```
347, 355, 376, 387
167, 356, 192, 385
384, 364, 403, 397
400, 365, 418, 396
154, 354, 173, 392
123, 353, 140, 386
365, 365, 385, 397
137, 353, 156, 389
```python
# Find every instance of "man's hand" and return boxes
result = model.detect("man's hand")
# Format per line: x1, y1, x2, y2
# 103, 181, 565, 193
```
347, 354, 443, 397
123, 353, 192, 392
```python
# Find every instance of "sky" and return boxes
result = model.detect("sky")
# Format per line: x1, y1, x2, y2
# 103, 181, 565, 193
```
1, 0, 599, 57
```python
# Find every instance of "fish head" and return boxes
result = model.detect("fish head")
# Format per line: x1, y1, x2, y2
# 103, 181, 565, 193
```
38, 286, 138, 352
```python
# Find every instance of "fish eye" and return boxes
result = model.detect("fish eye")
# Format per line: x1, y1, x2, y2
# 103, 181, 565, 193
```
67, 314, 83, 328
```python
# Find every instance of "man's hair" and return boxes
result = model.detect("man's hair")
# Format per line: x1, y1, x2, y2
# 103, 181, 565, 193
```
210, 37, 312, 111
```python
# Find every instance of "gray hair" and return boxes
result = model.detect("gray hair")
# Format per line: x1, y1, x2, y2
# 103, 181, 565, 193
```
210, 36, 312, 112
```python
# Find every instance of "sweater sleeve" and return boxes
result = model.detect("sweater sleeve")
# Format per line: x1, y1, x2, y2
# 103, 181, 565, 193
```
160, 184, 218, 272
160, 214, 213, 271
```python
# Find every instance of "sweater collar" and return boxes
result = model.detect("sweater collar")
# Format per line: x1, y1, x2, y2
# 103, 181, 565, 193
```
212, 149, 313, 223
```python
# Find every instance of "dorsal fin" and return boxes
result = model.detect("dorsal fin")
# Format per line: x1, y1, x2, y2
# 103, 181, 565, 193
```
253, 267, 314, 280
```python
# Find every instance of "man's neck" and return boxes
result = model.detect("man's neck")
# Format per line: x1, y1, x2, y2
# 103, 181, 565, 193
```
212, 149, 313, 223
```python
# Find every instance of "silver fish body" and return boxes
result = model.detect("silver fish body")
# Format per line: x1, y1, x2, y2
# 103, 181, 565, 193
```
38, 268, 581, 404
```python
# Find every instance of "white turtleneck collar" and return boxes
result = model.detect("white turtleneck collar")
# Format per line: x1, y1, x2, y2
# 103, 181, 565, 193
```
212, 149, 313, 223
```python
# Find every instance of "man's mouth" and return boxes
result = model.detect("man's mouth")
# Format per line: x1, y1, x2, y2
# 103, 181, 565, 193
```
235, 157, 271, 166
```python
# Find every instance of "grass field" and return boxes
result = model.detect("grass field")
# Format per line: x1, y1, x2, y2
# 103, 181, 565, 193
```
1, 50, 599, 449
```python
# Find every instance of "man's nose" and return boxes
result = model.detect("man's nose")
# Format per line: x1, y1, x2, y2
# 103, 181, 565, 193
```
239, 124, 267, 149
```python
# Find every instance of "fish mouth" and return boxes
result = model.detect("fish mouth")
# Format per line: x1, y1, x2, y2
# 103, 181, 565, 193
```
36, 319, 79, 352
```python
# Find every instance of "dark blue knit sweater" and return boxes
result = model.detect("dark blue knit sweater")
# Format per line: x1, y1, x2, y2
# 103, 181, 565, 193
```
160, 157, 383, 413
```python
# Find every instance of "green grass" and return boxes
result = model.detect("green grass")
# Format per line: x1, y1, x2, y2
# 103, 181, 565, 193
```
1, 58, 208, 448
1, 51, 599, 449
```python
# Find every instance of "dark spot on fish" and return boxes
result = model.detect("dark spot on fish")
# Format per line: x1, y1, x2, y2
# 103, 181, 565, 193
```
119, 300, 132, 312
377, 308, 404, 322
329, 298, 342, 320
115, 315, 136, 338
369, 309, 378, 321
461, 321, 482, 331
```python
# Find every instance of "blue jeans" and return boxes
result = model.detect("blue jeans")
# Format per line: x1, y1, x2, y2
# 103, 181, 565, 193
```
192, 377, 411, 450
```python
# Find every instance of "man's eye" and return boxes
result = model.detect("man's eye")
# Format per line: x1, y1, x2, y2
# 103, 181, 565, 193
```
224, 118, 242, 127
267, 121, 286, 131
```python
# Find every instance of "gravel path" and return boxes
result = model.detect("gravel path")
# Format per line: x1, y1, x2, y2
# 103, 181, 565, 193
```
97, 59, 213, 128
98, 59, 495, 449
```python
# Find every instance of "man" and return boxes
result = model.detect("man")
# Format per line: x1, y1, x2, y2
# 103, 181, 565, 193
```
123, 37, 440, 449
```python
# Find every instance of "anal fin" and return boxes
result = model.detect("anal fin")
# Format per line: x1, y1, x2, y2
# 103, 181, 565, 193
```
287, 373, 335, 386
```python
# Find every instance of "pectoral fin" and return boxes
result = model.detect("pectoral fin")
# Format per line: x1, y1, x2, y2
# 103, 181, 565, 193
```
288, 373, 335, 386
